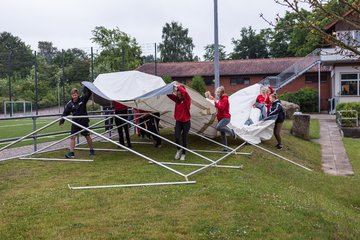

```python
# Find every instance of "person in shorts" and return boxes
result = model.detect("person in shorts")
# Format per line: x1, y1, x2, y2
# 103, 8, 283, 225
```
59, 87, 94, 158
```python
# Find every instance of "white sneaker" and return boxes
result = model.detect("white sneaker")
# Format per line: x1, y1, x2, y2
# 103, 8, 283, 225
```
180, 154, 186, 161
175, 150, 182, 160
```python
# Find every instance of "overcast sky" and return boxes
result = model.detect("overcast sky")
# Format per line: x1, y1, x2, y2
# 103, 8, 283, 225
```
1, 0, 288, 59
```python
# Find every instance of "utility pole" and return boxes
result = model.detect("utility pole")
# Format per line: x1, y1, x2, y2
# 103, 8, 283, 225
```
8, 51, 12, 117
91, 47, 94, 82
34, 51, 38, 115
154, 43, 157, 76
121, 46, 125, 71
213, 0, 220, 94
61, 49, 65, 106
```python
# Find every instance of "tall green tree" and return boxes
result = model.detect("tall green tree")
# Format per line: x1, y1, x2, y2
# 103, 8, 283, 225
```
91, 26, 142, 72
203, 44, 227, 61
230, 27, 269, 59
0, 32, 33, 78
54, 48, 90, 83
38, 41, 59, 64
159, 21, 195, 62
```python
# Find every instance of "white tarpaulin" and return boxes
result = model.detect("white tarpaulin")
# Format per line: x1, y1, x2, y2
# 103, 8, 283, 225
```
92, 71, 166, 101
83, 71, 218, 137
229, 84, 275, 144
83, 71, 274, 142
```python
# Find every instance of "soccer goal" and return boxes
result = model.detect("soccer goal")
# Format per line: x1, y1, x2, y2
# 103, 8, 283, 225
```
3, 101, 33, 116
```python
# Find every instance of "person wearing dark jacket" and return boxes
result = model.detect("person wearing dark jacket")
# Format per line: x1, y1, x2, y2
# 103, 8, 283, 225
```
213, 86, 235, 151
167, 84, 191, 161
268, 93, 285, 150
113, 101, 132, 148
59, 87, 94, 158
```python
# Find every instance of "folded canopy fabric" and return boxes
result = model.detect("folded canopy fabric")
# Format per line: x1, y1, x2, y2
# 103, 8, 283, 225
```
229, 84, 275, 144
82, 71, 218, 137
83, 71, 274, 143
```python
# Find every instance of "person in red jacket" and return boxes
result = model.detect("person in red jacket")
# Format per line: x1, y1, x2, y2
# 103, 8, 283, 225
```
112, 101, 132, 148
256, 85, 274, 114
214, 86, 235, 151
167, 84, 191, 161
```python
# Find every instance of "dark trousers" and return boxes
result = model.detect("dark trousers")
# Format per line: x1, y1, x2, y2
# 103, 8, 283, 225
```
274, 122, 283, 145
148, 113, 162, 146
115, 110, 131, 147
139, 116, 150, 138
104, 107, 113, 131
175, 120, 191, 155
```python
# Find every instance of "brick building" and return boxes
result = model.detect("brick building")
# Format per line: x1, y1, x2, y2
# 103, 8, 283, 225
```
137, 58, 331, 111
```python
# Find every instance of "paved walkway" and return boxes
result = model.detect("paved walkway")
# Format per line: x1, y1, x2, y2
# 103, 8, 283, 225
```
311, 114, 354, 176
0, 140, 69, 161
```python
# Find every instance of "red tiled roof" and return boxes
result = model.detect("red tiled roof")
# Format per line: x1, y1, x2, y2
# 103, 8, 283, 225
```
137, 57, 328, 77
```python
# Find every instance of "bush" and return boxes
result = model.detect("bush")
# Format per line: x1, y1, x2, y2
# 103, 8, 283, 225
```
336, 102, 360, 127
162, 75, 172, 84
188, 75, 206, 95
280, 88, 318, 113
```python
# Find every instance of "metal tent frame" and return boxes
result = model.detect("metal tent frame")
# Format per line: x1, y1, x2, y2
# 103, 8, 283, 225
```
0, 111, 312, 190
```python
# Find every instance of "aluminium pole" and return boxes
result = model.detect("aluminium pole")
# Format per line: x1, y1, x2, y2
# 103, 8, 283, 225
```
213, 0, 220, 95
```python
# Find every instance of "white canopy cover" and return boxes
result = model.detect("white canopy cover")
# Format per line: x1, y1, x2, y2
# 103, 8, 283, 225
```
83, 71, 274, 143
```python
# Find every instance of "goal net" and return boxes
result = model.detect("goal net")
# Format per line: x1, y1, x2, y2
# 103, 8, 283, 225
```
3, 101, 33, 116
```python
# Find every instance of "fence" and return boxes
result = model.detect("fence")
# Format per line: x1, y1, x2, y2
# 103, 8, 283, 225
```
0, 43, 158, 116
336, 110, 359, 128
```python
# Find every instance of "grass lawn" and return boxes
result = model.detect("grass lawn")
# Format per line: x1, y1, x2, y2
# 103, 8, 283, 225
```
0, 122, 360, 239
0, 118, 107, 148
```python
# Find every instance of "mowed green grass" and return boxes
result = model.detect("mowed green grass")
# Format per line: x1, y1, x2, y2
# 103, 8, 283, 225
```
0, 123, 360, 239
0, 118, 106, 148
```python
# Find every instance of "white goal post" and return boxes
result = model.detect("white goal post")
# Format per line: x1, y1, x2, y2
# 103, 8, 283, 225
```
3, 101, 32, 116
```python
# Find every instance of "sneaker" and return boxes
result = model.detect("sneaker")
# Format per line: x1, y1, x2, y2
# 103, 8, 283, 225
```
65, 152, 75, 159
276, 144, 283, 150
180, 154, 186, 161
175, 149, 182, 160
223, 148, 228, 152
89, 149, 95, 156
155, 144, 162, 148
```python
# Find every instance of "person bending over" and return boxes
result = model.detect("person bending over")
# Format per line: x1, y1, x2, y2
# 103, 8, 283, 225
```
167, 84, 191, 161
60, 87, 94, 158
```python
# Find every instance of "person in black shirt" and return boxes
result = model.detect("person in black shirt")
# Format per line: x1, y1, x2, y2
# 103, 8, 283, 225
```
59, 87, 94, 158
268, 93, 285, 150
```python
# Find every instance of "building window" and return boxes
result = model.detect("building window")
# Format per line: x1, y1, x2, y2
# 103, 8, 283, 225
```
336, 30, 360, 46
204, 77, 214, 86
230, 77, 250, 86
340, 73, 359, 96
305, 74, 327, 83
174, 79, 186, 85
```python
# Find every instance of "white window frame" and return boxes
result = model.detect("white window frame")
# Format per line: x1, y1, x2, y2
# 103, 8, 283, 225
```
340, 72, 360, 96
